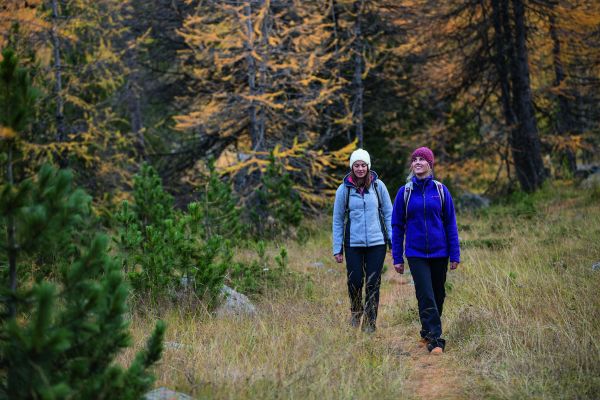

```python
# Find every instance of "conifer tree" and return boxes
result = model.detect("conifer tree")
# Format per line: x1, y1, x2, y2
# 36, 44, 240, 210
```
0, 51, 164, 400
0, 170, 165, 398
188, 159, 244, 241
252, 151, 302, 237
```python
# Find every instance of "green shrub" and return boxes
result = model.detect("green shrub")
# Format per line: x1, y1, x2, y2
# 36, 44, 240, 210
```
0, 165, 164, 399
227, 242, 289, 295
188, 159, 245, 241
114, 164, 229, 302
252, 153, 303, 238
132, 163, 174, 230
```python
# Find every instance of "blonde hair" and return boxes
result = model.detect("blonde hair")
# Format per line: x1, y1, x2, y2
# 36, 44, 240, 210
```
406, 164, 433, 182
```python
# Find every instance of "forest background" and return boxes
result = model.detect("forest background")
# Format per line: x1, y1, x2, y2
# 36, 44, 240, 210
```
1, 0, 599, 399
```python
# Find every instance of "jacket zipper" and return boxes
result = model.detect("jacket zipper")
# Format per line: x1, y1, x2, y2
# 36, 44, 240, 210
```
363, 192, 368, 246
423, 183, 429, 257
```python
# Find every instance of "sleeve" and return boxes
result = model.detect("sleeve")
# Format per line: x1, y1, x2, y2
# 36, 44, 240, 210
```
332, 185, 346, 256
378, 180, 393, 245
391, 186, 406, 265
443, 185, 461, 263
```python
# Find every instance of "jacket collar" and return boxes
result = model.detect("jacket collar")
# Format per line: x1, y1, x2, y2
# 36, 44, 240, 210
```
344, 170, 379, 188
411, 174, 433, 188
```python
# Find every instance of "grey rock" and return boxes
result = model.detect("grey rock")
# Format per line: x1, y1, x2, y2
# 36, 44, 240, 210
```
180, 275, 192, 288
311, 262, 325, 269
592, 262, 600, 271
457, 192, 490, 210
145, 387, 194, 400
217, 285, 257, 317
164, 341, 189, 351
581, 171, 600, 190
575, 164, 600, 179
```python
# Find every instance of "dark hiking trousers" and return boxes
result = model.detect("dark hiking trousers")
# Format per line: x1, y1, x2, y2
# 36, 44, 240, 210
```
407, 257, 448, 349
345, 245, 386, 328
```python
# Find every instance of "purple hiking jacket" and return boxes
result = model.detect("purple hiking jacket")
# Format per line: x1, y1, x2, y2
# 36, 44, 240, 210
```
391, 175, 460, 265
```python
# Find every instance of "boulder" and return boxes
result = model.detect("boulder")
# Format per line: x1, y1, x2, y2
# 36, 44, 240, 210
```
575, 164, 599, 179
216, 285, 257, 317
145, 387, 194, 400
457, 192, 490, 210
581, 171, 600, 190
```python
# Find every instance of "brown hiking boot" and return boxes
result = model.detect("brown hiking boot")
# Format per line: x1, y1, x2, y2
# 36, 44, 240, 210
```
430, 346, 443, 355
349, 312, 361, 328
361, 319, 376, 334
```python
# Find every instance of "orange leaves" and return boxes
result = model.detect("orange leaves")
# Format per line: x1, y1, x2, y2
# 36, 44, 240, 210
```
544, 134, 593, 154
0, 126, 17, 140
0, 1, 49, 50
219, 137, 356, 208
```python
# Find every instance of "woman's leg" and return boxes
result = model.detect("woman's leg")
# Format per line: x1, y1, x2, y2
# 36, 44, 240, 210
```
362, 245, 386, 331
430, 258, 449, 317
407, 257, 444, 348
345, 246, 366, 325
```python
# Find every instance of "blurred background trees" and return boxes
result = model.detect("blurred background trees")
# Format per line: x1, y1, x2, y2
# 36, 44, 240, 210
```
1, 0, 599, 206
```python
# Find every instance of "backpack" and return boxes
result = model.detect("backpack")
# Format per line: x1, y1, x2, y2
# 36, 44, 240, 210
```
343, 180, 391, 247
403, 180, 445, 220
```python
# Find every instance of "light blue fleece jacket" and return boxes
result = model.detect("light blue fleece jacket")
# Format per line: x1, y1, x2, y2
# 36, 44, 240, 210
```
332, 171, 393, 255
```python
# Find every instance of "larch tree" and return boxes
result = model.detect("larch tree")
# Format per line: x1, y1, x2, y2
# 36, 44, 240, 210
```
398, 0, 548, 192
175, 0, 354, 206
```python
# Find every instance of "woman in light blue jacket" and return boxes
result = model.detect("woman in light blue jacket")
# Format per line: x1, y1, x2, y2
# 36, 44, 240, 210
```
332, 149, 393, 333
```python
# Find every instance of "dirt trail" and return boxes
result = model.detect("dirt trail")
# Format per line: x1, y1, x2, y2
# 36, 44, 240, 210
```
377, 267, 463, 400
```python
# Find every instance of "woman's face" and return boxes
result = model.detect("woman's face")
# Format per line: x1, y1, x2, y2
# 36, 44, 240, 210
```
411, 156, 431, 178
352, 161, 369, 178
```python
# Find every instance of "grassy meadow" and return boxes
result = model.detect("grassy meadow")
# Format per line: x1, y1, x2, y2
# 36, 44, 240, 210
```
121, 183, 600, 399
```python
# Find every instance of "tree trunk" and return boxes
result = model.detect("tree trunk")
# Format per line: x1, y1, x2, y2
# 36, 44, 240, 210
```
491, 0, 517, 149
549, 12, 576, 174
256, 0, 269, 151
51, 0, 66, 143
244, 1, 263, 151
352, 0, 364, 148
127, 77, 146, 160
7, 144, 17, 318
509, 0, 545, 192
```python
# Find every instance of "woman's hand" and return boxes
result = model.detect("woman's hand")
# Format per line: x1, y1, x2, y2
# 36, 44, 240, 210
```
334, 253, 343, 263
394, 263, 404, 274
450, 262, 459, 270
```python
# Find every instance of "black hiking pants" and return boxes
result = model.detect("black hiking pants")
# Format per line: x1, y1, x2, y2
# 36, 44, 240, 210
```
345, 245, 386, 329
407, 257, 448, 349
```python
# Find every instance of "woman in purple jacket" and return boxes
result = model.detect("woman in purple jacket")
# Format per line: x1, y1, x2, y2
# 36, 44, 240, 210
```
391, 147, 460, 354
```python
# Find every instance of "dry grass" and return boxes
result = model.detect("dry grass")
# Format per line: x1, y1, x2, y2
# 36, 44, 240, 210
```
119, 184, 600, 399
443, 186, 600, 399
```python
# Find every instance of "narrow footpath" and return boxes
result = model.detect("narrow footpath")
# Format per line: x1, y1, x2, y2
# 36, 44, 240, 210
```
377, 266, 464, 400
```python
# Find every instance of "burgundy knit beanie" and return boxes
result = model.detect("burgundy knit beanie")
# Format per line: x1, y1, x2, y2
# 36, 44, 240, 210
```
411, 147, 434, 168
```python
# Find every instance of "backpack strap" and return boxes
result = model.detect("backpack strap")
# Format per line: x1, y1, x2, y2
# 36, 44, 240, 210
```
403, 180, 445, 220
403, 181, 413, 221
433, 180, 445, 209
342, 185, 350, 247
373, 181, 391, 246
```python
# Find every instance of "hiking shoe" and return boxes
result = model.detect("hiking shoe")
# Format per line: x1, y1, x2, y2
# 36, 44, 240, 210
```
361, 320, 376, 334
430, 346, 443, 355
349, 313, 361, 328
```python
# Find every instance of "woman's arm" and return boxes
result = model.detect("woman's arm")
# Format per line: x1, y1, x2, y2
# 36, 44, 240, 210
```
332, 185, 347, 256
391, 187, 406, 265
378, 180, 394, 245
442, 185, 460, 264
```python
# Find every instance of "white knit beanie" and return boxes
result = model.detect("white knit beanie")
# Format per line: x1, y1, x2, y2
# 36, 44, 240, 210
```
349, 148, 371, 169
